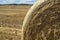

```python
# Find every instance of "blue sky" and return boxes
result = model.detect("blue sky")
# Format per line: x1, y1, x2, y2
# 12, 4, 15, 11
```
0, 0, 37, 4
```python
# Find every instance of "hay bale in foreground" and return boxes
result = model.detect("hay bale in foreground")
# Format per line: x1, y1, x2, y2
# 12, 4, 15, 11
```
22, 0, 60, 40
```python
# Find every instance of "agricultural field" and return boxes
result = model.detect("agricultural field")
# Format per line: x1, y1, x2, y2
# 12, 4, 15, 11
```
0, 5, 32, 40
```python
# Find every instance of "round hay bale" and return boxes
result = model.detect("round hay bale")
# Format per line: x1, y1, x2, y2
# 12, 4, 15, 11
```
22, 0, 60, 40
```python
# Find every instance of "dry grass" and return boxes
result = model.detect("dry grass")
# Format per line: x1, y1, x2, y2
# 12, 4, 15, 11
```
0, 27, 22, 40
0, 5, 32, 40
0, 5, 31, 28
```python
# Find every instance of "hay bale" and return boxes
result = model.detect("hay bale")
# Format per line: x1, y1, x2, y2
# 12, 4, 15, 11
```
22, 0, 60, 40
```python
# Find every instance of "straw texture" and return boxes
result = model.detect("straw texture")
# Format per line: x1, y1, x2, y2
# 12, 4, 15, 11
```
22, 0, 60, 40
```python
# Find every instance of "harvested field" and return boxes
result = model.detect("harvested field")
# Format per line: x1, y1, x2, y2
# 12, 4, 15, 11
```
0, 5, 32, 40
0, 27, 22, 40
0, 5, 31, 28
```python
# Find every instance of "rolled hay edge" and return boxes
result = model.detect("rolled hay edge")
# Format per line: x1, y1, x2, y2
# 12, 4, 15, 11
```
22, 0, 60, 40
22, 0, 46, 40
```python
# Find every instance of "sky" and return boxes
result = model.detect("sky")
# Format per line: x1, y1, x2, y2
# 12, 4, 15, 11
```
0, 0, 37, 4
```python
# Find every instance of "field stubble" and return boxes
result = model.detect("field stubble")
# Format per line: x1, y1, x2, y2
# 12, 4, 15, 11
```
0, 5, 31, 40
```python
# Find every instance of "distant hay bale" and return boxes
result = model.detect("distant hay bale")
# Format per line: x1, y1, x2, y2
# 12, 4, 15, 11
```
22, 0, 60, 40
